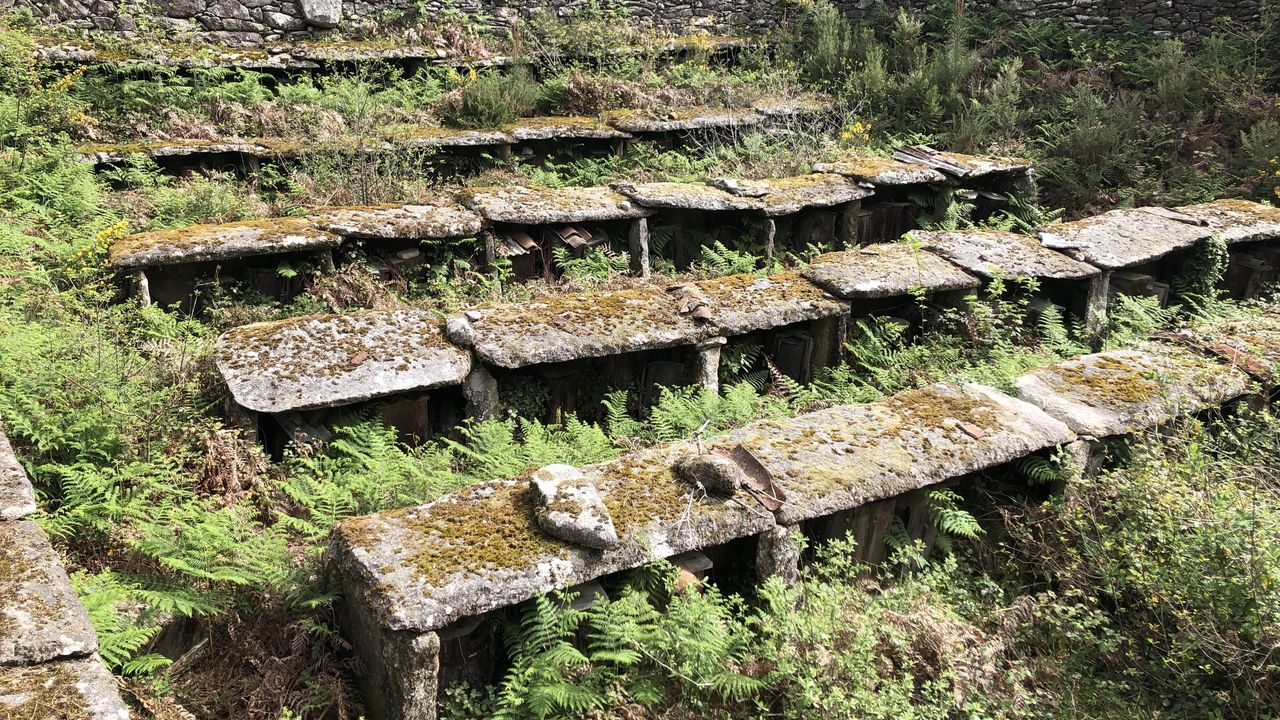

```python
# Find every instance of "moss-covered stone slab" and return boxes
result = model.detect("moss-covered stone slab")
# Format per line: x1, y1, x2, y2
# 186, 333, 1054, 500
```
750, 95, 833, 118
109, 217, 340, 269
1013, 344, 1251, 437
331, 438, 775, 632
446, 286, 715, 369
611, 181, 764, 212
914, 229, 1100, 280
215, 310, 471, 414
503, 116, 632, 141
0, 426, 36, 522
1174, 199, 1280, 245
458, 185, 652, 225
813, 156, 948, 186
1174, 306, 1280, 383
712, 174, 872, 217
386, 126, 512, 149
0, 655, 130, 719
800, 243, 981, 299
711, 384, 1073, 525
0, 520, 97, 665
79, 139, 272, 164
605, 107, 764, 133
312, 202, 484, 240
693, 271, 848, 336
893, 145, 1032, 178
1037, 207, 1211, 270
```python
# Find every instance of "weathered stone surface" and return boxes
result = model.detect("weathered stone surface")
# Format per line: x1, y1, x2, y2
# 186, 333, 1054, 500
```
313, 202, 484, 240
611, 181, 764, 212
1013, 344, 1251, 437
1174, 199, 1280, 245
0, 425, 36, 522
331, 438, 776, 632
0, 655, 130, 719
1037, 207, 1211, 269
800, 243, 981, 299
392, 126, 511, 149
530, 465, 618, 551
459, 185, 652, 225
1174, 306, 1280, 383
914, 229, 1100, 280
299, 0, 340, 26
813, 155, 947, 186
692, 271, 847, 336
755, 524, 802, 585
675, 453, 742, 494
715, 383, 1073, 524
109, 217, 340, 269
504, 116, 631, 141
0, 520, 98, 665
712, 173, 872, 216
445, 285, 715, 369
893, 145, 1032, 179
215, 310, 471, 414
750, 94, 833, 118
605, 107, 763, 133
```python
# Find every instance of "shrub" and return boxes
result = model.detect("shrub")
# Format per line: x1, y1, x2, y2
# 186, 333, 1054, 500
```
442, 67, 541, 128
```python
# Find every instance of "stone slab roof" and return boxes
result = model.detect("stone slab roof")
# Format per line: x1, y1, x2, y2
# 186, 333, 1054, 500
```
712, 174, 872, 216
812, 156, 947, 186
504, 116, 632, 141
611, 181, 764, 212
1174, 199, 1280, 245
893, 145, 1032, 179
605, 107, 764, 133
800, 243, 981, 299
711, 383, 1073, 525
389, 126, 513, 149
0, 656, 130, 719
216, 310, 472, 414
446, 285, 716, 369
913, 229, 1100, 280
691, 271, 848, 336
80, 140, 271, 164
0, 425, 35, 522
312, 202, 484, 240
0, 520, 98, 665
1037, 207, 1211, 269
109, 217, 340, 269
1173, 307, 1280, 384
1013, 344, 1251, 437
331, 438, 776, 632
750, 95, 833, 118
459, 185, 653, 225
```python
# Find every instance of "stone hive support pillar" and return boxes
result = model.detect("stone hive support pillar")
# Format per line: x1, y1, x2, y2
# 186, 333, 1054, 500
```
756, 524, 802, 586
465, 364, 500, 421
344, 596, 441, 720
809, 314, 846, 372
482, 231, 498, 278
838, 199, 862, 248
760, 218, 777, 262
694, 337, 727, 394
131, 269, 152, 308
629, 216, 651, 278
1084, 271, 1111, 350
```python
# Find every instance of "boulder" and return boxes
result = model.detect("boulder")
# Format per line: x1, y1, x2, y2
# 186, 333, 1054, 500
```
530, 465, 618, 551
299, 0, 340, 27
675, 453, 741, 494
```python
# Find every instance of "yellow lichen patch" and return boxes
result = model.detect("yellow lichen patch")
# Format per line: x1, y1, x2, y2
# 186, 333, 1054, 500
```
1041, 354, 1161, 406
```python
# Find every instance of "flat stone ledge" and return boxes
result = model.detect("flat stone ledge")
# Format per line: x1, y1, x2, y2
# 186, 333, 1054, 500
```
750, 95, 833, 118
389, 126, 513, 150
913, 229, 1100, 280
109, 217, 340, 269
447, 285, 715, 369
611, 181, 764, 212
312, 202, 484, 240
0, 520, 98, 665
800, 243, 981, 299
79, 140, 272, 165
712, 173, 872, 217
216, 310, 471, 414
711, 383, 1073, 525
893, 145, 1032, 179
1173, 307, 1280, 384
504, 117, 632, 141
0, 655, 130, 719
1037, 207, 1211, 270
813, 156, 947, 186
1013, 344, 1252, 437
0, 426, 36, 522
1174, 199, 1280, 245
691, 271, 848, 336
332, 438, 774, 632
605, 107, 764, 133
459, 185, 653, 225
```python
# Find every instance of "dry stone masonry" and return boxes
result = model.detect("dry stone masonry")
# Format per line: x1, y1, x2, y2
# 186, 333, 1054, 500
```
0, 423, 130, 719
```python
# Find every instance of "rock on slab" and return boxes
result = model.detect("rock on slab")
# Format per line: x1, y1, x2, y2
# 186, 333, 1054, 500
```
0, 520, 98, 665
0, 655, 130, 719
675, 453, 742, 494
530, 465, 619, 551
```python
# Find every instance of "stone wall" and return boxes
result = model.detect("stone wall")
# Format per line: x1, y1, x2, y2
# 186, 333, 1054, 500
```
2, 0, 1264, 47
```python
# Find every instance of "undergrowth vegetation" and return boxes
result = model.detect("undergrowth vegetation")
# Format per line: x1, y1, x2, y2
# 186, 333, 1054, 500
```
2, 3, 1280, 718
